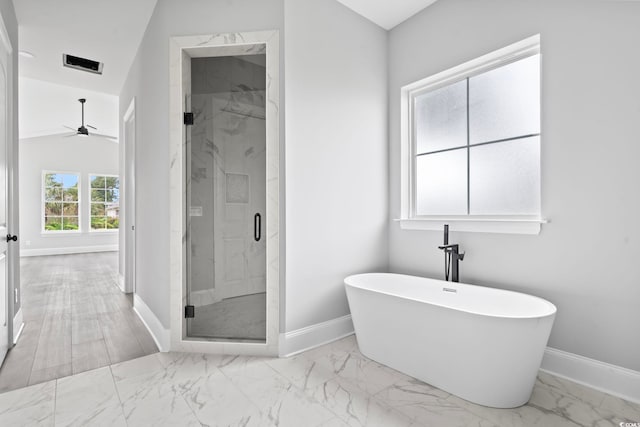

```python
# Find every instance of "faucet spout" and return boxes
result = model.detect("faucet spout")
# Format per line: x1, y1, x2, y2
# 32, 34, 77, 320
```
437, 225, 464, 282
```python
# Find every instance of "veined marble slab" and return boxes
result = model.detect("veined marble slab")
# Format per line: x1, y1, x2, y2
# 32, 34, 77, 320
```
1, 336, 639, 426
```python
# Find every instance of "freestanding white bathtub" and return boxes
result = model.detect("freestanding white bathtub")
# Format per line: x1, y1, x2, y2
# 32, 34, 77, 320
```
344, 273, 556, 408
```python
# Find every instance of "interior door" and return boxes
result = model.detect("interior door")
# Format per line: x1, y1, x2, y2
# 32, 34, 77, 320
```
0, 29, 10, 364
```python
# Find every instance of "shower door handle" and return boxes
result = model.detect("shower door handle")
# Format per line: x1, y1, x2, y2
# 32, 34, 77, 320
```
254, 213, 261, 242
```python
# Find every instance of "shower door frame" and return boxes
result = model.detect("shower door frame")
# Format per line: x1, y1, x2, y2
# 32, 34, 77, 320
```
169, 31, 280, 356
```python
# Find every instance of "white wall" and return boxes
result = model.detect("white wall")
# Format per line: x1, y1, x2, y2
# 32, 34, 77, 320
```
19, 77, 118, 140
19, 135, 119, 255
284, 0, 388, 332
119, 0, 285, 329
388, 0, 640, 372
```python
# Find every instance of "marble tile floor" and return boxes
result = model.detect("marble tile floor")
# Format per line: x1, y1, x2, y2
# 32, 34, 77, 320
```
189, 292, 266, 340
0, 253, 158, 394
0, 334, 638, 427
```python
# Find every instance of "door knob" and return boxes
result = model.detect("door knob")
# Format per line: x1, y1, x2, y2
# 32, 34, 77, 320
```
6, 234, 17, 242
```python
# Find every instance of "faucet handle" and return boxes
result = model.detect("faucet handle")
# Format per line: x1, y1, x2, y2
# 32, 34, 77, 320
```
457, 251, 465, 261
438, 244, 457, 250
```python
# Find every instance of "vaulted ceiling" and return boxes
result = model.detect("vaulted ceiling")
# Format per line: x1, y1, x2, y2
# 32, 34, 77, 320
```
14, 0, 157, 95
13, 0, 438, 97
334, 0, 438, 30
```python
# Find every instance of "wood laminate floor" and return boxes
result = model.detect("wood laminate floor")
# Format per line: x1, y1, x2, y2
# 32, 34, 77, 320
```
0, 252, 158, 394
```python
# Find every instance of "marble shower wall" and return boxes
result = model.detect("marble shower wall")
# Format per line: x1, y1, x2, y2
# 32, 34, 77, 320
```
189, 55, 267, 308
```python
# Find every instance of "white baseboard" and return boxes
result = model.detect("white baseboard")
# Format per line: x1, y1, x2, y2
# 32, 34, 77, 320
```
279, 315, 354, 357
118, 274, 126, 293
21, 245, 118, 257
541, 347, 640, 404
133, 293, 170, 352
12, 308, 24, 344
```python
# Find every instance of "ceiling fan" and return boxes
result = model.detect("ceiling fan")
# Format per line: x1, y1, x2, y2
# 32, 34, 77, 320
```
64, 98, 117, 140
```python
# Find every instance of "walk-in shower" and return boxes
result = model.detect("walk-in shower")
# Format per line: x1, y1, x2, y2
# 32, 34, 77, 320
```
186, 54, 267, 341
169, 31, 279, 355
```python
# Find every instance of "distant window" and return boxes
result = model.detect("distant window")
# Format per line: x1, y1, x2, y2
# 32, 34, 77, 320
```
43, 172, 80, 232
90, 175, 120, 231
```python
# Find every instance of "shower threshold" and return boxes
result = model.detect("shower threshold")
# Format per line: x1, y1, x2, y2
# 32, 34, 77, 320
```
188, 292, 266, 341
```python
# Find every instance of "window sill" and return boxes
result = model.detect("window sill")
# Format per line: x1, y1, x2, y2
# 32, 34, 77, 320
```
41, 231, 82, 237
40, 230, 119, 237
395, 217, 547, 235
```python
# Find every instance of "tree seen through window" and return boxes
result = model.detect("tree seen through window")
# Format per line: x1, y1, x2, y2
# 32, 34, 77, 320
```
44, 173, 79, 231
90, 175, 120, 230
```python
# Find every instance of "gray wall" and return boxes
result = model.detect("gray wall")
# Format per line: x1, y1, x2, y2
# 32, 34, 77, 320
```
1, 0, 19, 315
119, 0, 284, 329
388, 0, 640, 371
19, 135, 119, 253
284, 0, 388, 331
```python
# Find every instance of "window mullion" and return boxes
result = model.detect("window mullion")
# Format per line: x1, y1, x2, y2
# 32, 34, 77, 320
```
466, 78, 470, 215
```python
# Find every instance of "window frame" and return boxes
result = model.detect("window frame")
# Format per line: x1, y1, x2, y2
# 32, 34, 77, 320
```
88, 173, 120, 233
399, 34, 546, 235
41, 170, 81, 234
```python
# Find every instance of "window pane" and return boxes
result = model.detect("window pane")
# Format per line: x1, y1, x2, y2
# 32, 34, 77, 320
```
46, 173, 64, 187
91, 203, 106, 216
469, 54, 540, 144
105, 177, 119, 190
61, 174, 79, 188
91, 217, 106, 230
90, 175, 105, 188
45, 202, 62, 216
45, 187, 62, 201
63, 188, 78, 202
63, 203, 78, 216
106, 217, 119, 229
45, 217, 62, 230
415, 148, 467, 215
91, 189, 106, 202
105, 189, 118, 202
105, 203, 118, 215
469, 136, 540, 215
62, 217, 79, 230
414, 80, 467, 154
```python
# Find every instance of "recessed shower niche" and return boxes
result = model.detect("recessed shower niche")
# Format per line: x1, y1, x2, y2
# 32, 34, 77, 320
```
169, 31, 279, 355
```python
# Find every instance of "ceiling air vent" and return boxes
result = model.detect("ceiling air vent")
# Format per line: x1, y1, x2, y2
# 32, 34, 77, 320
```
62, 54, 103, 75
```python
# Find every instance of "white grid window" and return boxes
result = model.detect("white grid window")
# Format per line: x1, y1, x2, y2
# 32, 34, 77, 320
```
89, 174, 120, 231
43, 172, 80, 232
401, 35, 542, 233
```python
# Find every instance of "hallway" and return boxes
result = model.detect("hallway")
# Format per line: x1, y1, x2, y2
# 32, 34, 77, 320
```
0, 252, 158, 393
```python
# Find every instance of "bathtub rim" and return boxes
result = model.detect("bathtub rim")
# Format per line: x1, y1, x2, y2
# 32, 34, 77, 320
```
344, 272, 557, 320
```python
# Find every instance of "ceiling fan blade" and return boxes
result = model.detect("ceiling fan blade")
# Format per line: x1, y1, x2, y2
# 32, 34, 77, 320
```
64, 133, 77, 138
63, 125, 77, 131
86, 124, 97, 130
91, 132, 118, 141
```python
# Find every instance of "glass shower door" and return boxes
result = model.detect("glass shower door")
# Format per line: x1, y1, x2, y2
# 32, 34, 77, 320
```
186, 54, 267, 341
